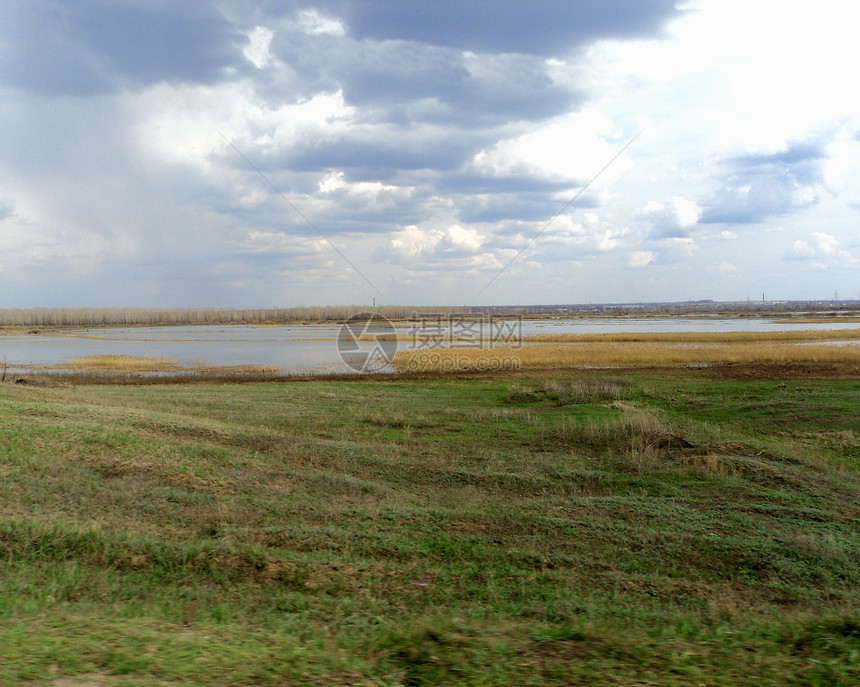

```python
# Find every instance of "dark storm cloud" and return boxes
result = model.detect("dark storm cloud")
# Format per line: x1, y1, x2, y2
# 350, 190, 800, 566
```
438, 174, 582, 196
274, 136, 475, 176
701, 141, 829, 224
340, 46, 580, 125
437, 173, 600, 224
319, 0, 681, 55
2, 0, 239, 95
264, 29, 580, 129
223, 1, 679, 241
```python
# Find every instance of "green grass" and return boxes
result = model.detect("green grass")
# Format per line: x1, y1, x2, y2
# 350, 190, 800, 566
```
1, 367, 858, 685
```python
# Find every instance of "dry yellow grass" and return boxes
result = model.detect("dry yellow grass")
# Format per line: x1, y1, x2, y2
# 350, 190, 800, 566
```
391, 340, 860, 372
519, 329, 860, 344
185, 364, 282, 376
367, 328, 860, 346
38, 356, 283, 376
56, 355, 181, 372
772, 317, 860, 324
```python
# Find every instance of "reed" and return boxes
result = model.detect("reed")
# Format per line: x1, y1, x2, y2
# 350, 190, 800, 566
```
56, 355, 181, 373
30, 356, 285, 379
364, 328, 860, 345
391, 341, 860, 372
772, 317, 860, 324
519, 329, 860, 344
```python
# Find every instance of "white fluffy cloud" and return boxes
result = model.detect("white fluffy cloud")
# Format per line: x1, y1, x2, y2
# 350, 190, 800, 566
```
294, 9, 346, 37
139, 83, 356, 171
641, 196, 702, 238
390, 224, 485, 259
471, 109, 628, 186
244, 27, 274, 69
628, 251, 655, 267
785, 232, 858, 268
390, 225, 440, 258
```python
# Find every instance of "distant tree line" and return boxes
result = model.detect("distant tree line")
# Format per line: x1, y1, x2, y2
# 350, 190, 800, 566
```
0, 306, 467, 328
1, 300, 856, 328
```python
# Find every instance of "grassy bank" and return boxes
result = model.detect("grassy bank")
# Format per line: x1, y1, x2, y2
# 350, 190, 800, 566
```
1, 366, 858, 685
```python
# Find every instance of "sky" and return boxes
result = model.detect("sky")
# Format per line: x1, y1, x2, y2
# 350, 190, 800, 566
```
2, 0, 859, 308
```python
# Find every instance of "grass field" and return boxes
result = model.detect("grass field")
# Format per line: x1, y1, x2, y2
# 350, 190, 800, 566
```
1, 364, 859, 685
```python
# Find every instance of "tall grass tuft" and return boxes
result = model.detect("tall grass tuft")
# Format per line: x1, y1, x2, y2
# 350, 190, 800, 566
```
555, 410, 697, 468
505, 379, 632, 405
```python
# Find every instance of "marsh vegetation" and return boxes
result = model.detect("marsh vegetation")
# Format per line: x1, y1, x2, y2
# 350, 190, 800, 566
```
392, 329, 860, 372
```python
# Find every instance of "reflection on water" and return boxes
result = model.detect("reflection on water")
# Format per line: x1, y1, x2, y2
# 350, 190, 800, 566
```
1, 319, 858, 374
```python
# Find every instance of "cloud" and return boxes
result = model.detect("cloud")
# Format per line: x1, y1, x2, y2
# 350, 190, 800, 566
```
701, 141, 828, 224
0, 200, 15, 221
641, 196, 702, 238
263, 26, 580, 128
236, 231, 328, 257
1, 1, 240, 95
321, 0, 681, 55
390, 223, 485, 259
244, 27, 275, 69
784, 232, 858, 267
628, 251, 655, 267
485, 214, 630, 266
445, 224, 484, 252
707, 261, 737, 274
141, 83, 357, 172
390, 225, 442, 258
3, 1, 859, 307
471, 109, 626, 184
294, 9, 346, 37
647, 237, 697, 266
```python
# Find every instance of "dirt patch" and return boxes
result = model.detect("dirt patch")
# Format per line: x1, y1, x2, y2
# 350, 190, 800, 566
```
695, 361, 859, 381
516, 631, 614, 674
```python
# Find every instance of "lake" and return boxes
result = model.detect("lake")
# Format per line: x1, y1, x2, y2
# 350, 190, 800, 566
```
2, 318, 858, 375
